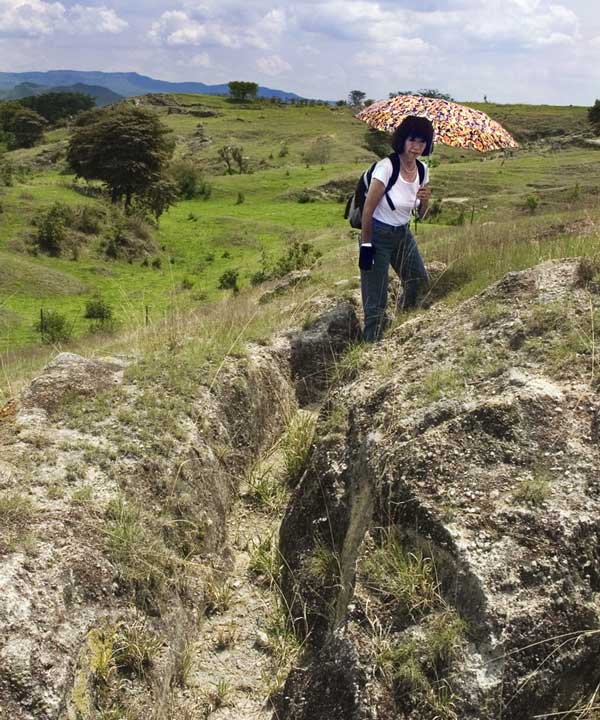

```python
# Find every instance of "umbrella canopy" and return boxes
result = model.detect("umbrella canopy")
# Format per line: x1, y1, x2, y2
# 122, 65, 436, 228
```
357, 95, 518, 152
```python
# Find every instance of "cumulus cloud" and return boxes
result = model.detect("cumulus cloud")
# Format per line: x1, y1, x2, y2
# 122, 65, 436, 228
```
256, 54, 291, 76
0, 0, 65, 37
460, 0, 580, 49
149, 5, 286, 50
69, 5, 127, 34
0, 0, 127, 37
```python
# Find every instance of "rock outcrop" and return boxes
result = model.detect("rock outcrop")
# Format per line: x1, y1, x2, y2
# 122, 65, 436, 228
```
279, 259, 600, 719
0, 295, 360, 720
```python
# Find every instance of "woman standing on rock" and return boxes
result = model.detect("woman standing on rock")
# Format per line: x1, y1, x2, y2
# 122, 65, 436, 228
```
360, 115, 433, 342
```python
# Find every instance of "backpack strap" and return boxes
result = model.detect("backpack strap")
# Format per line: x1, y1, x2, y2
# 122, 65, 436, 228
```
382, 154, 426, 210
383, 153, 400, 210
416, 158, 426, 185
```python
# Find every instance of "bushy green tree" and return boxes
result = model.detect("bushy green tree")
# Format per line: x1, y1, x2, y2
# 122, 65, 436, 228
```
137, 172, 179, 221
67, 106, 174, 207
418, 88, 454, 101
228, 81, 259, 102
20, 92, 95, 124
588, 99, 600, 134
389, 89, 454, 101
6, 107, 46, 147
364, 127, 391, 157
0, 101, 22, 131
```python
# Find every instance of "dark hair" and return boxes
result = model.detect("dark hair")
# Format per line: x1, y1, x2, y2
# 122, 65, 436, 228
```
391, 115, 434, 156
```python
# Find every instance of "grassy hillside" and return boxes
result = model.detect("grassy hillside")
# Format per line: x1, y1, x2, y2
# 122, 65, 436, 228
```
0, 95, 598, 402
464, 101, 590, 141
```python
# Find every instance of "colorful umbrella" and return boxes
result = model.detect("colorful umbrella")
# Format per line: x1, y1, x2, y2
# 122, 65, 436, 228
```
357, 95, 518, 152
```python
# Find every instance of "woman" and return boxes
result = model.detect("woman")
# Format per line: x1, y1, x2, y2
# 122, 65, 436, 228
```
360, 115, 433, 342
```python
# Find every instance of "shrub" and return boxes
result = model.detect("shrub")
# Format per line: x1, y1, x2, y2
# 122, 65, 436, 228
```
34, 202, 75, 256
282, 412, 316, 485
104, 210, 156, 261
297, 191, 314, 204
0, 161, 14, 186
364, 127, 391, 158
303, 136, 333, 165
525, 194, 540, 213
170, 159, 212, 200
36, 309, 72, 343
85, 295, 113, 321
576, 255, 600, 286
274, 241, 322, 277
84, 296, 115, 332
76, 205, 104, 234
112, 619, 162, 677
588, 99, 600, 134
218, 145, 248, 174
218, 269, 239, 293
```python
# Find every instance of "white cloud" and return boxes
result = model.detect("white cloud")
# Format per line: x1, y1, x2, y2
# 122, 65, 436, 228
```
149, 5, 286, 50
0, 0, 127, 37
460, 0, 579, 49
0, 0, 65, 37
69, 5, 127, 33
256, 54, 291, 76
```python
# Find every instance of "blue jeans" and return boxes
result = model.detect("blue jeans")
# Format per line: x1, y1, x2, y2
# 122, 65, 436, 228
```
361, 219, 429, 342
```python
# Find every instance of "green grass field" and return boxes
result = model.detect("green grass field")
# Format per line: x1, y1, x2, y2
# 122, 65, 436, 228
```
1, 94, 598, 401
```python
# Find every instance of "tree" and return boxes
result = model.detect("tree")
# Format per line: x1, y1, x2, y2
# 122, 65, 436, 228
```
20, 92, 95, 124
228, 81, 259, 102
0, 101, 23, 131
417, 88, 454, 101
9, 108, 46, 148
348, 90, 366, 108
364, 127, 391, 158
588, 100, 600, 135
217, 145, 248, 174
137, 172, 179, 221
67, 106, 174, 207
389, 89, 454, 101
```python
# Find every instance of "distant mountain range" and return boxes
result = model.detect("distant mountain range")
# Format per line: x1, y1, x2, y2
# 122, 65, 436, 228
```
0, 82, 122, 106
0, 71, 303, 102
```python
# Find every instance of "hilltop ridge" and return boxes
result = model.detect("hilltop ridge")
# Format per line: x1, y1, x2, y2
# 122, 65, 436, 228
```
0, 71, 304, 101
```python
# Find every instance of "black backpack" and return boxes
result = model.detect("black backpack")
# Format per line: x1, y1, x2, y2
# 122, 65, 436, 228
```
344, 154, 425, 229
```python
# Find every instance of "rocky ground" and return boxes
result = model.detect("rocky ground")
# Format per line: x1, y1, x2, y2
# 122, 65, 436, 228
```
278, 259, 600, 720
1, 259, 600, 720
0, 297, 357, 720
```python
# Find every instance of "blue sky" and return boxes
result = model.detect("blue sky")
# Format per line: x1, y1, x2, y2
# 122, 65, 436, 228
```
1, 0, 599, 104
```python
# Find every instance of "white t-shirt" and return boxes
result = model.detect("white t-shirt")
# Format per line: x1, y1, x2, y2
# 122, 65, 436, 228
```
371, 156, 429, 226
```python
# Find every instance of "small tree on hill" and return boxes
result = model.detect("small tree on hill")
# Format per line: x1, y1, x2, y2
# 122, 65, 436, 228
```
20, 92, 95, 124
9, 107, 46, 148
348, 90, 366, 108
364, 127, 391, 158
389, 89, 454, 101
417, 88, 454, 101
67, 106, 174, 208
588, 99, 600, 135
228, 81, 259, 102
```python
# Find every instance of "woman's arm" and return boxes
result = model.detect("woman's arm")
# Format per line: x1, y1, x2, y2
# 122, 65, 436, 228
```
361, 178, 386, 244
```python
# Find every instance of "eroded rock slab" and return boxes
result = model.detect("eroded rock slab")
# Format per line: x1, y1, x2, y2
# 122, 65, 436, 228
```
279, 260, 600, 720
